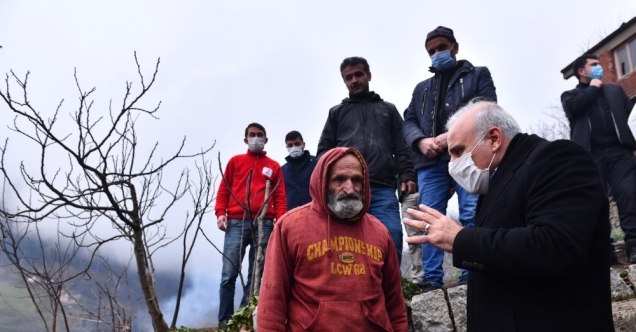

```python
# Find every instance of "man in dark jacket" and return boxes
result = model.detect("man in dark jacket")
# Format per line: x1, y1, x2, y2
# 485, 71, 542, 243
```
282, 130, 317, 211
317, 56, 417, 264
561, 54, 636, 263
404, 100, 614, 332
402, 26, 497, 291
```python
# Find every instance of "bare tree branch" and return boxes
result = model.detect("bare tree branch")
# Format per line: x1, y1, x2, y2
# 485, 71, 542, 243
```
0, 53, 217, 331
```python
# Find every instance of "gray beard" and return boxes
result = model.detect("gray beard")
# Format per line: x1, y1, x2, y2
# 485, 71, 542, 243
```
327, 191, 363, 220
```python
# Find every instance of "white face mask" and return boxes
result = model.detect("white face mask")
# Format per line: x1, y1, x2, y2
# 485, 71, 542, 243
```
248, 137, 266, 153
287, 145, 304, 158
448, 135, 496, 194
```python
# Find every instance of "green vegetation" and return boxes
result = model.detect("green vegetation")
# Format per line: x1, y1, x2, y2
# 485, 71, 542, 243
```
216, 295, 259, 332
612, 293, 634, 301
0, 278, 44, 332
401, 277, 423, 301
611, 230, 625, 242
0, 268, 107, 331
0, 267, 77, 332
169, 327, 215, 332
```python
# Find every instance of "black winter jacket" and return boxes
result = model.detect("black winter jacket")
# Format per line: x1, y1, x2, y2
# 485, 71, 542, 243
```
561, 83, 636, 151
402, 60, 497, 170
317, 92, 416, 189
282, 150, 317, 210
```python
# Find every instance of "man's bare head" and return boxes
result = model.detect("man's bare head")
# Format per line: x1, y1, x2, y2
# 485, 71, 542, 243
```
446, 100, 520, 170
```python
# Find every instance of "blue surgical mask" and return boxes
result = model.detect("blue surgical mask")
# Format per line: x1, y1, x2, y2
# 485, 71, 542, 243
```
431, 47, 455, 71
588, 65, 603, 80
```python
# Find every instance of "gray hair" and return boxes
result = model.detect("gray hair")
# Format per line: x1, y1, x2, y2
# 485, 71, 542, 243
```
446, 99, 521, 141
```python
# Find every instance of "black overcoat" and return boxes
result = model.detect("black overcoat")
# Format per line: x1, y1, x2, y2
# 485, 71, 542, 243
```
453, 133, 614, 332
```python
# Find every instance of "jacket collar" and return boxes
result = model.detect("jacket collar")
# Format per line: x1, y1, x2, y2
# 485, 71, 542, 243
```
284, 150, 310, 164
429, 59, 473, 74
476, 134, 545, 227
342, 91, 382, 104
246, 149, 267, 157
429, 60, 475, 90
576, 82, 591, 89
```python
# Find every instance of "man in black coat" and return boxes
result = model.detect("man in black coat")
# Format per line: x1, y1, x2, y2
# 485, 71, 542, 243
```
404, 100, 614, 331
562, 54, 636, 263
317, 56, 417, 264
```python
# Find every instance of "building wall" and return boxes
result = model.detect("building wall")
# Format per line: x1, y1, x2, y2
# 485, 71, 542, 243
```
599, 51, 619, 84
598, 43, 636, 100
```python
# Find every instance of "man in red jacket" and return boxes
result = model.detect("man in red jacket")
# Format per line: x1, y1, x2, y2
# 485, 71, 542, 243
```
215, 123, 287, 325
258, 147, 407, 332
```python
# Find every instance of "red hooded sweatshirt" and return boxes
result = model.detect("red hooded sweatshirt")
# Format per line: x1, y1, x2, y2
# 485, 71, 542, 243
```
258, 147, 407, 332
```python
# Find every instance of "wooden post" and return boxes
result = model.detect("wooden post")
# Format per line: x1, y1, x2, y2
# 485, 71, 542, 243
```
251, 180, 271, 296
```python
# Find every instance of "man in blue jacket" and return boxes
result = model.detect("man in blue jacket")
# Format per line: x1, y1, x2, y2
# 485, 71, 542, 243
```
562, 54, 636, 263
282, 131, 317, 211
402, 26, 497, 292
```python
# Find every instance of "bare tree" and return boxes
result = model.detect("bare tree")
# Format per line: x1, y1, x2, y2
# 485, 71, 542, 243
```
0, 215, 79, 332
527, 104, 570, 141
576, 14, 636, 53
251, 179, 275, 296
169, 155, 216, 330
1, 183, 140, 332
71, 254, 137, 332
0, 53, 215, 331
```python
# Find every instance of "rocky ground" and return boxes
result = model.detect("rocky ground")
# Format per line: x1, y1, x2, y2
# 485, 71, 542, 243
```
407, 260, 636, 332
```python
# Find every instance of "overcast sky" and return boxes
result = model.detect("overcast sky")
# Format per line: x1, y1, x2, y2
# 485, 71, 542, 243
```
2, 0, 636, 328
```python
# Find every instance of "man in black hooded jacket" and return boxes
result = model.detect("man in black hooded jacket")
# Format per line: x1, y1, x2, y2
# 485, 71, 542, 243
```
561, 53, 636, 263
317, 56, 416, 264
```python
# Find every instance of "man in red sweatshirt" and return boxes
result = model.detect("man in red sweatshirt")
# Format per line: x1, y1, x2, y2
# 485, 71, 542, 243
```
258, 147, 407, 332
215, 123, 287, 325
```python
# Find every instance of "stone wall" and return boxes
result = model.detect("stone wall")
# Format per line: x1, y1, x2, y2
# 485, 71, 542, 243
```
409, 265, 636, 332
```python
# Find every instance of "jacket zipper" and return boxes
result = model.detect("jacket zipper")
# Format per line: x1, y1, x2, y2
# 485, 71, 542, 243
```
603, 88, 622, 143
432, 77, 441, 136
420, 88, 428, 115
597, 99, 623, 143
610, 110, 622, 143
431, 67, 471, 136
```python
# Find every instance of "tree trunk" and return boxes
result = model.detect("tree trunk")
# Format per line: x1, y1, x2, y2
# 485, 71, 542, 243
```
123, 317, 132, 331
133, 230, 169, 331
251, 180, 271, 295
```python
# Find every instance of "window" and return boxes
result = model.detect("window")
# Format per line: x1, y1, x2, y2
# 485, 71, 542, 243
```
630, 40, 636, 71
615, 38, 636, 77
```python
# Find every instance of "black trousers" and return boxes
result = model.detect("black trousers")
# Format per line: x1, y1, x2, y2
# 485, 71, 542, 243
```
591, 145, 636, 250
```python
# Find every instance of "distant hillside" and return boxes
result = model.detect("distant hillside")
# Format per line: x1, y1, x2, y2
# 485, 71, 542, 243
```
0, 233, 188, 331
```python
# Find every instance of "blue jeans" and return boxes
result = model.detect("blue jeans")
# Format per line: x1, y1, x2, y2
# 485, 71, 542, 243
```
368, 185, 402, 266
218, 218, 274, 323
418, 161, 478, 287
